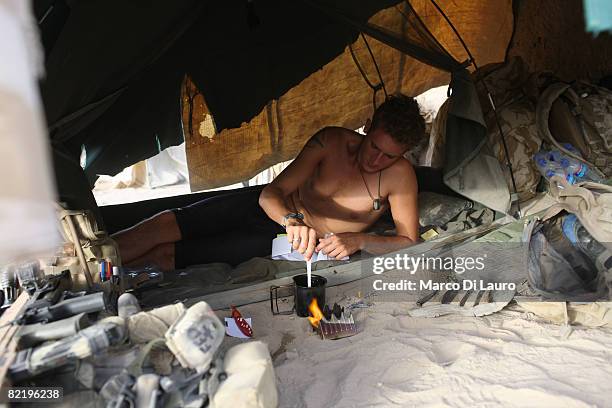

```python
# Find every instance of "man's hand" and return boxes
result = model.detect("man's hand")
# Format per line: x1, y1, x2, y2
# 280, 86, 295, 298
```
285, 220, 318, 261
315, 232, 363, 260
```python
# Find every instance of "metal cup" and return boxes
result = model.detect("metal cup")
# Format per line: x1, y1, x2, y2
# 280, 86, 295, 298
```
270, 274, 327, 317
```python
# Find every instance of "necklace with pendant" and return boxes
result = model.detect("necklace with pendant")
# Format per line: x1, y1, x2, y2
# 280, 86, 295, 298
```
358, 166, 382, 211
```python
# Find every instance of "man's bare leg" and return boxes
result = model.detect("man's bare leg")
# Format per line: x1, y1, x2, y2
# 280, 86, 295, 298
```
112, 210, 181, 264
123, 242, 175, 272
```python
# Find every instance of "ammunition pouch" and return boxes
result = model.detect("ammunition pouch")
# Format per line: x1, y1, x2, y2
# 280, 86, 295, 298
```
45, 205, 121, 289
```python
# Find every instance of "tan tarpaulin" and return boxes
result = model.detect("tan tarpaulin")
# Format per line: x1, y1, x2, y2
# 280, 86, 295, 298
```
183, 0, 513, 191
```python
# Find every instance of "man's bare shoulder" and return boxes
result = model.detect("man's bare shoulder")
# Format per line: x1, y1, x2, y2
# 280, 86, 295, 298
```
387, 157, 418, 193
303, 126, 355, 150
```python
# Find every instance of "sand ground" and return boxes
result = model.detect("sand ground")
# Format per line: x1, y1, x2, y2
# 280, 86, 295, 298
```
221, 297, 612, 408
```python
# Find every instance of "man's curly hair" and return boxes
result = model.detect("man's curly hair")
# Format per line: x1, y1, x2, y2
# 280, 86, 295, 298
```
370, 94, 426, 148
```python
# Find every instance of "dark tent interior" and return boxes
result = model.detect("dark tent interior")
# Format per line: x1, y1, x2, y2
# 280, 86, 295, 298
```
40, 1, 401, 178
38, 0, 413, 229
35, 0, 612, 233
36, 0, 493, 233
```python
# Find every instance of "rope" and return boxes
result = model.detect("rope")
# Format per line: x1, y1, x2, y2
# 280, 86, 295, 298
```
348, 33, 388, 110
361, 33, 388, 100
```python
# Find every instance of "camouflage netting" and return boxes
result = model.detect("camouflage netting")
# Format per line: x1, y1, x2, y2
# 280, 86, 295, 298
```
183, 0, 513, 191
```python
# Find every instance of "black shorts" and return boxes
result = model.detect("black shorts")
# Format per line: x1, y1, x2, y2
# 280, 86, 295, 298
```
172, 185, 284, 268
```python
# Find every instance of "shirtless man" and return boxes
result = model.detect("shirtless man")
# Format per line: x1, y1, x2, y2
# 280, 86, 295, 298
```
260, 93, 424, 261
113, 94, 425, 269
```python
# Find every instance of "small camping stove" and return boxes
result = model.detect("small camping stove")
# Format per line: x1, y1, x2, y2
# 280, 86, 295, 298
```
311, 302, 360, 340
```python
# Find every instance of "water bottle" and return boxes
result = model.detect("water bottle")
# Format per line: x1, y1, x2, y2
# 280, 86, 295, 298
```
562, 214, 609, 266
534, 151, 573, 182
560, 157, 602, 183
547, 147, 602, 183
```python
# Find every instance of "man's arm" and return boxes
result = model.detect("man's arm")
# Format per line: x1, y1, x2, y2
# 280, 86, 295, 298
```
259, 128, 331, 259
360, 163, 419, 254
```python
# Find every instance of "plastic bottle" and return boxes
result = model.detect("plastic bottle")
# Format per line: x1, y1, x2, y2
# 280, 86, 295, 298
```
562, 214, 608, 263
576, 225, 608, 261
534, 151, 573, 183
559, 157, 603, 183
547, 148, 602, 183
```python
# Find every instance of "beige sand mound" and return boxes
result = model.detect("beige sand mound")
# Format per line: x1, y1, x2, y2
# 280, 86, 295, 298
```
222, 301, 612, 407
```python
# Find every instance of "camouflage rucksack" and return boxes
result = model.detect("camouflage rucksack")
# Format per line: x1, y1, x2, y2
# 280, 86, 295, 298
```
537, 81, 612, 179
474, 57, 542, 202
427, 57, 542, 201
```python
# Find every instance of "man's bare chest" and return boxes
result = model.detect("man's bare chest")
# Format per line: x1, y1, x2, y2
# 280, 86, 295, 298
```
302, 161, 385, 217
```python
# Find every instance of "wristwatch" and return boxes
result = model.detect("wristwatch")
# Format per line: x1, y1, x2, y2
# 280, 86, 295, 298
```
281, 212, 304, 228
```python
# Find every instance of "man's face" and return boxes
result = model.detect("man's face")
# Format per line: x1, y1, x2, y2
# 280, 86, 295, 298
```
358, 125, 407, 173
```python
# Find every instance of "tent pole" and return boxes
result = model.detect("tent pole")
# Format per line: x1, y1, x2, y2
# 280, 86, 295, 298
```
428, 0, 522, 218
